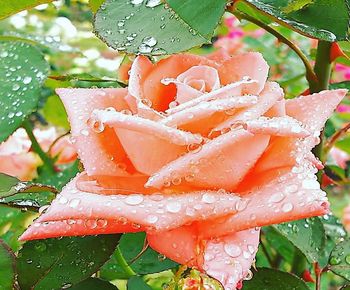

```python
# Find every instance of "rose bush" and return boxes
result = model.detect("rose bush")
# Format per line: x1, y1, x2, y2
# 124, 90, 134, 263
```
0, 127, 77, 180
20, 52, 347, 289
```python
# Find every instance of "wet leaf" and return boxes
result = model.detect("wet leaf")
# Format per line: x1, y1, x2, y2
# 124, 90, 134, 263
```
94, 0, 226, 55
17, 235, 121, 290
240, 0, 350, 41
329, 237, 350, 281
243, 267, 309, 290
0, 41, 49, 142
101, 232, 178, 280
0, 239, 16, 289
273, 217, 326, 263
0, 0, 53, 20
70, 278, 119, 290
127, 276, 152, 290
89, 0, 105, 13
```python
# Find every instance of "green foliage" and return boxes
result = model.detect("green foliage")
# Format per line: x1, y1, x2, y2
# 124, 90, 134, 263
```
0, 239, 16, 290
17, 235, 121, 290
329, 238, 350, 281
101, 232, 178, 280
273, 217, 326, 263
127, 276, 152, 290
242, 0, 350, 41
70, 278, 119, 290
243, 268, 309, 289
0, 0, 53, 20
94, 0, 226, 55
0, 41, 49, 142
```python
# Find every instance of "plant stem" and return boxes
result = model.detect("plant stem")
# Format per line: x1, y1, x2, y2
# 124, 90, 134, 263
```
114, 246, 136, 277
314, 262, 322, 290
309, 41, 332, 93
309, 41, 332, 164
22, 120, 55, 173
231, 11, 317, 83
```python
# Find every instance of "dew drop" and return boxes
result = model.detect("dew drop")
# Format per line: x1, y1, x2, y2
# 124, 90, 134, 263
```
166, 201, 182, 213
125, 194, 144, 205
224, 244, 241, 258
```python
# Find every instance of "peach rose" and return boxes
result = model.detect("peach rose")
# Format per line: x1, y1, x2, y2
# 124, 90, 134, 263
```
0, 127, 77, 181
20, 52, 346, 289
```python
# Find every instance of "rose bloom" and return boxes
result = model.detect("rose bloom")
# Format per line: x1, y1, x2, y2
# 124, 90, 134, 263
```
20, 52, 346, 289
0, 127, 77, 181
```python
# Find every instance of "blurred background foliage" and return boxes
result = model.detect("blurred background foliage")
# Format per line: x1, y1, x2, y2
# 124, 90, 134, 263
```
1, 0, 350, 289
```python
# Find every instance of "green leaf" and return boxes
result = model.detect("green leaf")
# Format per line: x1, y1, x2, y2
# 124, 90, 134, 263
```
70, 278, 119, 290
335, 137, 350, 155
42, 95, 70, 129
324, 165, 346, 182
89, 0, 105, 13
0, 0, 53, 20
329, 237, 350, 281
243, 267, 309, 290
127, 276, 152, 290
101, 232, 178, 280
94, 0, 226, 55
273, 217, 326, 263
0, 173, 21, 198
0, 41, 49, 142
0, 239, 16, 289
241, 0, 350, 41
330, 81, 350, 90
35, 161, 79, 190
17, 235, 121, 290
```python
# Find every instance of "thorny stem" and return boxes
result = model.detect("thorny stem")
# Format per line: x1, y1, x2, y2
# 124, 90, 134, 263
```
22, 120, 55, 173
324, 122, 350, 157
114, 246, 136, 278
231, 11, 317, 83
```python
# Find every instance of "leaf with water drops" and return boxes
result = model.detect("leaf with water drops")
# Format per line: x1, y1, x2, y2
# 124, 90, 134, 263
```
243, 267, 309, 290
0, 41, 49, 142
0, 239, 16, 290
70, 277, 119, 290
101, 232, 178, 280
273, 217, 326, 263
17, 234, 121, 290
0, 0, 53, 20
127, 276, 152, 290
239, 0, 350, 41
94, 0, 226, 55
329, 237, 350, 281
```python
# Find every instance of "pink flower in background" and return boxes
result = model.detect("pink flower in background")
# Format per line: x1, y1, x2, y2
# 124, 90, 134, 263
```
336, 104, 350, 113
20, 50, 347, 289
0, 127, 77, 181
334, 63, 350, 82
329, 147, 349, 169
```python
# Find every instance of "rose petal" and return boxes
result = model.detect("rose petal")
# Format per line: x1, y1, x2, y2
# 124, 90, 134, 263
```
166, 79, 260, 115
142, 54, 217, 111
146, 129, 270, 191
148, 227, 260, 289
286, 89, 347, 131
20, 174, 242, 240
126, 56, 163, 120
160, 96, 258, 135
218, 52, 269, 94
198, 160, 328, 238
244, 116, 310, 138
215, 81, 283, 131
92, 109, 202, 175
57, 88, 133, 176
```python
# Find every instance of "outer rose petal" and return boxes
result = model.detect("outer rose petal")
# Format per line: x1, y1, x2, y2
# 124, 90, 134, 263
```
148, 227, 260, 290
92, 109, 202, 175
286, 89, 347, 131
146, 129, 270, 191
218, 52, 269, 94
198, 160, 328, 238
20, 174, 242, 240
57, 88, 134, 176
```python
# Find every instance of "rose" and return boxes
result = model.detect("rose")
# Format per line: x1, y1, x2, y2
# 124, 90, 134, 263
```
20, 52, 346, 289
0, 127, 77, 181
